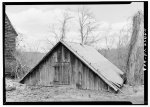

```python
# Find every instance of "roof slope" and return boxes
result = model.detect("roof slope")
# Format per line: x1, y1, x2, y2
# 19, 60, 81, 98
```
61, 41, 124, 91
20, 41, 124, 91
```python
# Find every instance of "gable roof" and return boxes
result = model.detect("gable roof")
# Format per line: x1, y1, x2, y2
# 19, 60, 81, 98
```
20, 41, 124, 91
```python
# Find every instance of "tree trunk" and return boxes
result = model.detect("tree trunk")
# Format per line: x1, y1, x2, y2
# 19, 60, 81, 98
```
126, 11, 143, 86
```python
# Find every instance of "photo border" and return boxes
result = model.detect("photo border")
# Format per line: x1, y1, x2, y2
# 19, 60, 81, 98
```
2, 1, 148, 105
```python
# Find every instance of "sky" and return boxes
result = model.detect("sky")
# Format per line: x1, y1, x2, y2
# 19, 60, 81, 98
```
6, 2, 143, 52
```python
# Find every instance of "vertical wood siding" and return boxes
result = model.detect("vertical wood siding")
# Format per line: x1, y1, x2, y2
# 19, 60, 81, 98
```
5, 14, 17, 61
23, 43, 110, 91
5, 14, 18, 76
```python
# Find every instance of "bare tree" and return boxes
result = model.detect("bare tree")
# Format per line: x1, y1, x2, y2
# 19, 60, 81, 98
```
126, 11, 144, 85
12, 33, 43, 79
60, 11, 73, 40
117, 30, 128, 61
116, 33, 129, 74
78, 6, 99, 45
50, 10, 73, 42
101, 35, 114, 57
42, 38, 55, 53
11, 33, 27, 79
50, 24, 60, 42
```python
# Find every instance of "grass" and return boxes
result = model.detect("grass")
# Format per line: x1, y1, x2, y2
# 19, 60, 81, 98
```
5, 79, 144, 104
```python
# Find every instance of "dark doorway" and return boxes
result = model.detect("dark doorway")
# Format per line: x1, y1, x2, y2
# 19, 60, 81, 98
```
54, 62, 70, 85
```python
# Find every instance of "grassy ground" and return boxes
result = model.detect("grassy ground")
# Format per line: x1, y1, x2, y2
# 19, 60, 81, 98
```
5, 79, 144, 104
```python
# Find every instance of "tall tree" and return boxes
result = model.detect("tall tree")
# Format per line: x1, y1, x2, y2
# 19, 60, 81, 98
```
60, 11, 73, 40
50, 10, 73, 42
126, 11, 144, 85
78, 6, 99, 45
117, 29, 130, 72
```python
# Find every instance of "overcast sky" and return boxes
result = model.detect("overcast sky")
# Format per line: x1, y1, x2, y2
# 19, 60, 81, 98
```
6, 2, 143, 52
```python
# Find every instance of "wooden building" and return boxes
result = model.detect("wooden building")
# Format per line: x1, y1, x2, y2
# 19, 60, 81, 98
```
20, 41, 124, 92
5, 13, 18, 77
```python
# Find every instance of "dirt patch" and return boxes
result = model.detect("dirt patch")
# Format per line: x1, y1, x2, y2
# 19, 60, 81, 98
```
5, 79, 144, 104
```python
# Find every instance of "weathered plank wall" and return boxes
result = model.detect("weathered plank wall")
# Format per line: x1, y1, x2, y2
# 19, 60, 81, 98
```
5, 14, 18, 76
5, 14, 17, 61
23, 43, 110, 91
69, 50, 108, 91
24, 52, 55, 86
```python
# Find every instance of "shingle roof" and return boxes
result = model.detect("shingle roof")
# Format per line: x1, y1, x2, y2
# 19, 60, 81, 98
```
61, 41, 124, 91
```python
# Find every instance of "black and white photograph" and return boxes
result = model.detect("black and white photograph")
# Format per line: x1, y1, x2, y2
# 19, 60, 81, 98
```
3, 1, 147, 105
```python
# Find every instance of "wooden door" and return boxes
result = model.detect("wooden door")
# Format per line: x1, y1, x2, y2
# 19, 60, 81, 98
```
54, 62, 70, 85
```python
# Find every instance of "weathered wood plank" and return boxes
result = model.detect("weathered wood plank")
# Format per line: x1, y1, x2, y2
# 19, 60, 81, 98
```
95, 75, 99, 90
75, 58, 79, 88
86, 67, 89, 89
83, 65, 86, 89
5, 14, 18, 76
91, 70, 94, 90
36, 70, 40, 85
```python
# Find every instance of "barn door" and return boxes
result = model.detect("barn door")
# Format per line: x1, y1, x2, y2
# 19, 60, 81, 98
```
54, 62, 70, 85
